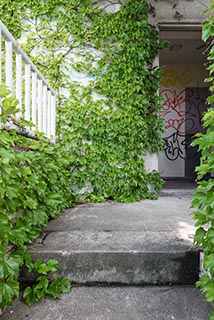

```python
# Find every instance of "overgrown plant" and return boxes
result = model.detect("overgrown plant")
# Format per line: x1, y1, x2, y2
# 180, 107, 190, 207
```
0, 0, 164, 202
0, 85, 72, 309
192, 1, 214, 319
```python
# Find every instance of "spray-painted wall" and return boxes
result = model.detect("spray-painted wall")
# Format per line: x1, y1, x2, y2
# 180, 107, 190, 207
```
159, 64, 209, 177
68, 0, 211, 176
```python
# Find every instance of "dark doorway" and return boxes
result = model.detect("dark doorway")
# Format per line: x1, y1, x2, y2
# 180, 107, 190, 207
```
185, 87, 209, 178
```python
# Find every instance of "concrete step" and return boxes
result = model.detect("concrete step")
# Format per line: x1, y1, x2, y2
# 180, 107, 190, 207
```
21, 196, 200, 285
25, 230, 199, 285
2, 286, 212, 320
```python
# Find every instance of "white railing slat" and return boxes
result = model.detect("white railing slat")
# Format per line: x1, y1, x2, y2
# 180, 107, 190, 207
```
38, 79, 43, 132
24, 64, 31, 121
51, 95, 56, 141
5, 41, 13, 90
47, 90, 51, 137
16, 53, 22, 118
42, 85, 47, 134
32, 72, 37, 127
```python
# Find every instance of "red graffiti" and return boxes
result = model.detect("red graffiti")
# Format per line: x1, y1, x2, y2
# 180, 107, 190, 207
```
160, 88, 204, 135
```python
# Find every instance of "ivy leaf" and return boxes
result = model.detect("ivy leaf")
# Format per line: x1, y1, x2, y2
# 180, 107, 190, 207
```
47, 259, 58, 273
23, 252, 34, 272
47, 277, 71, 298
0, 278, 19, 305
36, 263, 49, 275
0, 254, 21, 279
194, 227, 206, 246
23, 287, 36, 307
210, 309, 214, 320
204, 254, 214, 274
0, 214, 10, 235
0, 84, 11, 97
24, 198, 38, 209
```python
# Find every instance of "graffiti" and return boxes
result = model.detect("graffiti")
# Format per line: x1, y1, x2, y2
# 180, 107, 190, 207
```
160, 88, 205, 135
161, 68, 192, 88
163, 132, 197, 161
160, 88, 207, 161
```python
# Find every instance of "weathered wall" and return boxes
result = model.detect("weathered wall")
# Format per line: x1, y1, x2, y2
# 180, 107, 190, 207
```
68, 0, 211, 176
151, 0, 210, 24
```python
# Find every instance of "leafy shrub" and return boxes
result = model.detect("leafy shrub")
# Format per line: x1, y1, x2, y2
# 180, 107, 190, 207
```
0, 85, 73, 309
192, 1, 214, 319
192, 109, 214, 320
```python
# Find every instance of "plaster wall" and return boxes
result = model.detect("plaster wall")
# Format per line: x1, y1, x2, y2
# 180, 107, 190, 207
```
150, 0, 210, 24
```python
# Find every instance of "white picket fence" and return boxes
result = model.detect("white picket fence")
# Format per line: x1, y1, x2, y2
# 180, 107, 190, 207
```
0, 20, 56, 140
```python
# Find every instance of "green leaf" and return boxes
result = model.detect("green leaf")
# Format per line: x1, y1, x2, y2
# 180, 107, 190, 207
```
47, 259, 58, 273
23, 287, 36, 307
0, 254, 21, 279
0, 278, 19, 305
0, 214, 10, 235
46, 277, 71, 298
194, 227, 206, 246
24, 198, 38, 209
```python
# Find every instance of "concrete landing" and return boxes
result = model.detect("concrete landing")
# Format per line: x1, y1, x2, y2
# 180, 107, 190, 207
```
2, 286, 211, 320
21, 195, 200, 285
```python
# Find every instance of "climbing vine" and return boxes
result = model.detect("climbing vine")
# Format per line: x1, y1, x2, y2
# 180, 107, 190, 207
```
0, 0, 165, 202
0, 85, 72, 309
0, 0, 211, 312
0, 0, 168, 310
192, 1, 214, 319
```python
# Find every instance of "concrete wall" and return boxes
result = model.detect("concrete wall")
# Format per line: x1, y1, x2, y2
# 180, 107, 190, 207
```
151, 0, 210, 24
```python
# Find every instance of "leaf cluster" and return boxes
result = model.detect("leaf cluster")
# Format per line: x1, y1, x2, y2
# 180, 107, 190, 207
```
0, 0, 164, 202
192, 2, 214, 318
0, 85, 73, 309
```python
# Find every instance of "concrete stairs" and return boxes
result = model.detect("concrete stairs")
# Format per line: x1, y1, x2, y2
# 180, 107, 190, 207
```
24, 196, 199, 285
4, 194, 212, 319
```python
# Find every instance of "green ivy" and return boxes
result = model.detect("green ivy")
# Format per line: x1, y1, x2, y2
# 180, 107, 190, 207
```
0, 85, 72, 309
0, 0, 165, 202
192, 1, 214, 319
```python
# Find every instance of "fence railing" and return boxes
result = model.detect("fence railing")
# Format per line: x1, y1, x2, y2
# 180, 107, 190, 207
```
0, 20, 56, 140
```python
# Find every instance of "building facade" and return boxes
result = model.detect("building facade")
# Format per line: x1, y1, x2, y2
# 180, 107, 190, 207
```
145, 0, 211, 179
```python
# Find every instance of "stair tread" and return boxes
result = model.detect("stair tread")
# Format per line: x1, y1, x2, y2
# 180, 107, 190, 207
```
2, 286, 211, 320
32, 230, 195, 252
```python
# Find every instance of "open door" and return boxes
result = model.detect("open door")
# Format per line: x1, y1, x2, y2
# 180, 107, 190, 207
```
185, 87, 209, 179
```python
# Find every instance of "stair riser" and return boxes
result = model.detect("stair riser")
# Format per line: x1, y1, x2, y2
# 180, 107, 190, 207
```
21, 250, 199, 285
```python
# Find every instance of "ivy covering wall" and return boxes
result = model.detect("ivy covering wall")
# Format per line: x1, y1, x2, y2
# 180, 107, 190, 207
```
0, 0, 165, 202
0, 0, 166, 309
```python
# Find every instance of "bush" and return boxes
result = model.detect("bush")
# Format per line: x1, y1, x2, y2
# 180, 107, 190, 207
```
0, 85, 73, 308
192, 2, 214, 318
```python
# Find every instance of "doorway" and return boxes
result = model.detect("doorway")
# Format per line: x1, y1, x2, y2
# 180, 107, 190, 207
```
158, 27, 209, 179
